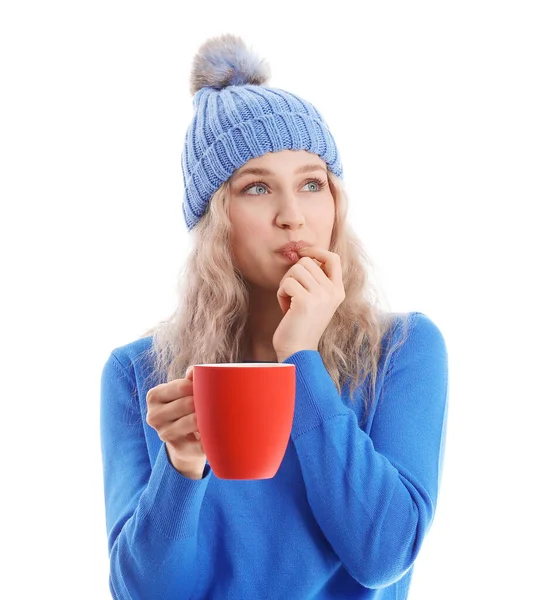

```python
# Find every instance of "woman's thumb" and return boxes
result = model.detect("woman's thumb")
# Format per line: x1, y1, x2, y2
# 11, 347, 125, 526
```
185, 365, 194, 380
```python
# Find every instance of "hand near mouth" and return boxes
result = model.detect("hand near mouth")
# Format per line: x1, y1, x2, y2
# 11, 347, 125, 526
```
273, 246, 346, 363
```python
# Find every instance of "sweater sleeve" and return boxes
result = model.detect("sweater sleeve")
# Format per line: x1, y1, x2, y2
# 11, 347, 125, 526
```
285, 312, 449, 590
100, 352, 213, 600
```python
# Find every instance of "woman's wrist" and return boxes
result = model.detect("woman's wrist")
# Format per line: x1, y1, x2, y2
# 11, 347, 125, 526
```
166, 444, 204, 479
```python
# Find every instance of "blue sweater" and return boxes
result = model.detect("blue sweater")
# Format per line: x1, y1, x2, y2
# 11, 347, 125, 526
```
100, 311, 449, 599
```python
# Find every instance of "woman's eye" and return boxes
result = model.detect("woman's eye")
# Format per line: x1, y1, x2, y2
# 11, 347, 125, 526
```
302, 180, 319, 192
244, 183, 268, 195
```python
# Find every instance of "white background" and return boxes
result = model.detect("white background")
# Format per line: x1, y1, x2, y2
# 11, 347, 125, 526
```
1, 1, 547, 598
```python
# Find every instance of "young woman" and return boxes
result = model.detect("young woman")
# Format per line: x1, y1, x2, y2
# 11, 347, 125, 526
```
100, 33, 449, 600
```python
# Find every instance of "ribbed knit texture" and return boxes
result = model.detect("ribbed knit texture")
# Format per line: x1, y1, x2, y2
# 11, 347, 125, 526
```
100, 312, 449, 599
181, 84, 343, 231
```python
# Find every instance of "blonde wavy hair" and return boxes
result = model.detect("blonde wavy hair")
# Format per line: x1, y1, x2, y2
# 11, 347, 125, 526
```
139, 170, 411, 424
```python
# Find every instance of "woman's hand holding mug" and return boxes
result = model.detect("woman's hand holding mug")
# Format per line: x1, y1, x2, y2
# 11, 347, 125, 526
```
146, 366, 207, 480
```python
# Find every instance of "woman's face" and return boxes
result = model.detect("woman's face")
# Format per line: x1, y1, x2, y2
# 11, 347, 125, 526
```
228, 149, 335, 290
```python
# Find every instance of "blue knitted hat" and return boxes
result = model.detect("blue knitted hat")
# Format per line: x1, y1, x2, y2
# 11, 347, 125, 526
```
181, 34, 344, 231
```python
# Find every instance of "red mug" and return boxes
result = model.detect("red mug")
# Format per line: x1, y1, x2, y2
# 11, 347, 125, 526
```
193, 363, 295, 480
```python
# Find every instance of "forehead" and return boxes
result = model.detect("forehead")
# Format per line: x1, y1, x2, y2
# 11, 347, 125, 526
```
235, 149, 326, 173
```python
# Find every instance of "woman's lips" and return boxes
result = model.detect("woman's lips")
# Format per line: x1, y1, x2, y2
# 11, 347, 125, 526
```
277, 241, 311, 254
275, 241, 311, 264
277, 250, 300, 263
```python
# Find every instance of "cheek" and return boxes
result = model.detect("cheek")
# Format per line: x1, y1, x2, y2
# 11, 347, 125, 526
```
231, 224, 261, 264
234, 208, 270, 238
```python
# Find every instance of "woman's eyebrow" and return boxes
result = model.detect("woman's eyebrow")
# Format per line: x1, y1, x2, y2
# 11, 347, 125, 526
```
232, 164, 327, 182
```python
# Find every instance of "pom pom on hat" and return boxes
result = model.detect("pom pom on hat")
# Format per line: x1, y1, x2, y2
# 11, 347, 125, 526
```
190, 33, 271, 95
